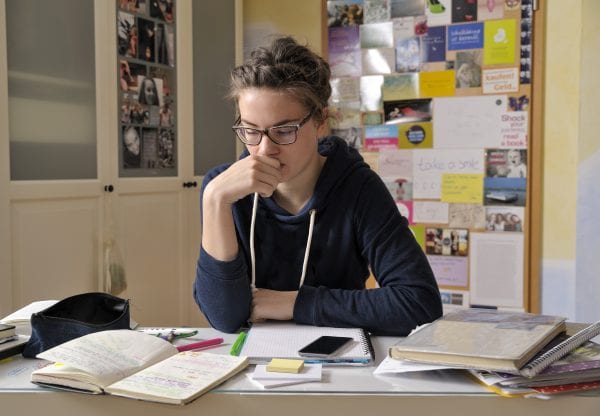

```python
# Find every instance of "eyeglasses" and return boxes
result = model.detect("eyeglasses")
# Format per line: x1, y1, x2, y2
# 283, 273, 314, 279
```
232, 112, 312, 146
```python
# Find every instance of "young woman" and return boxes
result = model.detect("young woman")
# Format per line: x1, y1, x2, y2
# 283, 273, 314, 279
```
194, 37, 442, 336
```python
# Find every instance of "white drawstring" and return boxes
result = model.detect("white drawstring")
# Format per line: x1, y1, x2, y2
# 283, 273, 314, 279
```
250, 192, 259, 288
299, 209, 316, 287
249, 193, 316, 288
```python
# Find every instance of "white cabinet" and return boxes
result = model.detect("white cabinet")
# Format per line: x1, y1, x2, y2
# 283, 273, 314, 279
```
0, 0, 218, 327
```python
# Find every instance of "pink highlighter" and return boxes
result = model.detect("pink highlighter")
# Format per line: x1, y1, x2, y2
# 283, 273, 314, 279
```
176, 337, 224, 352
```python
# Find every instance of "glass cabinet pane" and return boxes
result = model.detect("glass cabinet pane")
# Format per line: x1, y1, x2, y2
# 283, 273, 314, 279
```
6, 0, 97, 180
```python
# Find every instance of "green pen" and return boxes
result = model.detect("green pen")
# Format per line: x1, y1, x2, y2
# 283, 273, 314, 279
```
230, 331, 247, 356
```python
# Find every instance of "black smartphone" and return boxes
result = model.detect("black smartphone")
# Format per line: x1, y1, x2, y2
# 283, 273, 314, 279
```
297, 336, 354, 358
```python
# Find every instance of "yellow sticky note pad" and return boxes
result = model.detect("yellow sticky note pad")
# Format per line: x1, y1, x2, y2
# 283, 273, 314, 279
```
266, 358, 304, 374
441, 173, 483, 204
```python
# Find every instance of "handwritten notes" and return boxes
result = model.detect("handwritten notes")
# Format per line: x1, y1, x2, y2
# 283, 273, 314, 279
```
432, 96, 506, 148
441, 173, 484, 204
413, 149, 483, 199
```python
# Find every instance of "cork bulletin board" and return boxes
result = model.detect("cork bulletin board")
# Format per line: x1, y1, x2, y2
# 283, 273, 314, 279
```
324, 0, 537, 312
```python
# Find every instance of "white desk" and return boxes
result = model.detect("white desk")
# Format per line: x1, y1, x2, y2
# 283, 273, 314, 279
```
1, 328, 600, 416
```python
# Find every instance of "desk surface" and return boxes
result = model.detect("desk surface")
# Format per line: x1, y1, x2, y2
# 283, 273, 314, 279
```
1, 328, 600, 416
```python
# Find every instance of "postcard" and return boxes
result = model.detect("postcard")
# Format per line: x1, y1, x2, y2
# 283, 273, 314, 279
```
477, 0, 504, 20
362, 112, 384, 125
360, 75, 384, 111
328, 1, 364, 27
485, 206, 524, 232
362, 48, 396, 75
448, 203, 486, 229
330, 77, 361, 104
364, 124, 399, 151
447, 22, 484, 50
383, 176, 413, 203
432, 95, 506, 149
364, 0, 392, 24
425, 227, 469, 257
360, 21, 394, 48
391, 0, 426, 18
441, 173, 484, 204
420, 70, 456, 97
455, 50, 482, 89
469, 232, 524, 308
440, 289, 470, 312
395, 36, 422, 72
382, 73, 419, 101
500, 111, 528, 148
413, 148, 484, 199
329, 26, 362, 77
378, 149, 412, 177
392, 16, 416, 40
384, 98, 432, 124
331, 127, 363, 150
329, 102, 362, 129
428, 256, 469, 288
483, 19, 516, 65
421, 26, 446, 63
398, 122, 433, 149
482, 68, 519, 94
425, 0, 451, 27
485, 148, 527, 178
397, 200, 413, 224
483, 177, 526, 207
451, 0, 478, 23
413, 201, 449, 224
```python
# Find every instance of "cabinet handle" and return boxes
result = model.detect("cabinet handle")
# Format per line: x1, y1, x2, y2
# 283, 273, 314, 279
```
104, 185, 114, 192
183, 181, 198, 188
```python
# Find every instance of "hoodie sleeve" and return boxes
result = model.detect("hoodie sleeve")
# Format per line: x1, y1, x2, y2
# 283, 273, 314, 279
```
193, 167, 252, 333
293, 174, 443, 336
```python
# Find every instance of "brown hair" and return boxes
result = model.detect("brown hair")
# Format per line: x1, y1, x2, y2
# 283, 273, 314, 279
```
229, 36, 331, 123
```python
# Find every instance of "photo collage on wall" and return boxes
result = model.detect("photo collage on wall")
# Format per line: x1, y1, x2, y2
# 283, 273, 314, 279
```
117, 0, 176, 177
327, 0, 533, 311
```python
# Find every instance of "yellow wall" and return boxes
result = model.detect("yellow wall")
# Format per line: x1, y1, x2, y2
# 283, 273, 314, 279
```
579, 0, 600, 160
243, 0, 323, 54
542, 1, 580, 260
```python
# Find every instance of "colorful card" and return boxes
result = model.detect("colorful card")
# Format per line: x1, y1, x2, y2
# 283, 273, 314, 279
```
441, 173, 484, 204
483, 19, 516, 65
364, 124, 399, 150
420, 70, 456, 97
447, 22, 484, 50
421, 26, 447, 63
398, 122, 433, 148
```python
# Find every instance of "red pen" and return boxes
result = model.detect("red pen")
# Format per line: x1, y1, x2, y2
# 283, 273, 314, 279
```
176, 337, 224, 352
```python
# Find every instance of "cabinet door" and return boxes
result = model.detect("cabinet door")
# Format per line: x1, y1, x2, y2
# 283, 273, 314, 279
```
0, 0, 103, 316
0, 0, 198, 326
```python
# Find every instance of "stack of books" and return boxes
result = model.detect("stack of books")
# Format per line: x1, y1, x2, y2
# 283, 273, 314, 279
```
389, 308, 600, 398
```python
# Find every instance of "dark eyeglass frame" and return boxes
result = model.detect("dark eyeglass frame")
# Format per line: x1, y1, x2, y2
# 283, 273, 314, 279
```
231, 111, 312, 146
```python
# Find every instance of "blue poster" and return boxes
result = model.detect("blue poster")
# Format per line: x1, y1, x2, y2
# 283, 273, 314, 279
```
447, 22, 484, 51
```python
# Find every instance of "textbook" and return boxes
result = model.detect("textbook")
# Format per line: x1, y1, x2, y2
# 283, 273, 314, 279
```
389, 309, 567, 374
237, 322, 374, 366
31, 330, 248, 405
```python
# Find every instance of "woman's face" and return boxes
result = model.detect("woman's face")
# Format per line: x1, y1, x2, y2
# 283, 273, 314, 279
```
142, 79, 156, 103
237, 88, 323, 185
124, 128, 140, 155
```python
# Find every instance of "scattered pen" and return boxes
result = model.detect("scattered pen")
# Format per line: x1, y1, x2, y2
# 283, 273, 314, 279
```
176, 337, 224, 353
230, 331, 247, 356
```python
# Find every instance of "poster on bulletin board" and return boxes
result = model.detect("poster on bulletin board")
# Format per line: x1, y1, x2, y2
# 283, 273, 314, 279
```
325, 0, 534, 311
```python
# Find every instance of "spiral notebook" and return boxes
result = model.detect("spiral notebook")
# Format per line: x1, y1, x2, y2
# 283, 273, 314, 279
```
238, 322, 374, 366
519, 320, 600, 378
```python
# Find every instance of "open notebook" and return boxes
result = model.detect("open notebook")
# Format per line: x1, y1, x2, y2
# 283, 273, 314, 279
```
238, 322, 374, 366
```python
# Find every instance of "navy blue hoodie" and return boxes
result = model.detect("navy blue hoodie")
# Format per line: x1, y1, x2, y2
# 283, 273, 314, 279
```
194, 136, 442, 335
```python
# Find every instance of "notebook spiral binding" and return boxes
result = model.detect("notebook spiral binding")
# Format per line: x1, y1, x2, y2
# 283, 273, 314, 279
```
520, 321, 600, 378
359, 329, 375, 359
